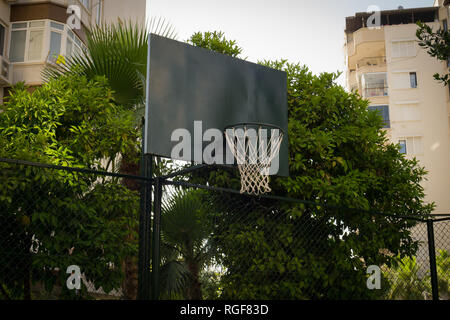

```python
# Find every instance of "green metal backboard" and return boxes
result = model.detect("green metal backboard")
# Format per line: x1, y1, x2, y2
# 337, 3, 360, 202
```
145, 34, 289, 176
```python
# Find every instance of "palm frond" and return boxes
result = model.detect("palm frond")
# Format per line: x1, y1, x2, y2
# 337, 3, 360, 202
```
42, 17, 178, 109
159, 260, 191, 299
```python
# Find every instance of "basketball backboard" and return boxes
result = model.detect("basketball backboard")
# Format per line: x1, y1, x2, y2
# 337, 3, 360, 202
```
144, 34, 289, 177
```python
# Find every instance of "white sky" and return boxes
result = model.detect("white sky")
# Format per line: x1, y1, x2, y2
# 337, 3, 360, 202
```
146, 0, 434, 87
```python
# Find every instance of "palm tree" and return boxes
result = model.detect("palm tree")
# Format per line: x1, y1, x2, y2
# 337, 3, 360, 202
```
160, 189, 217, 300
43, 18, 177, 113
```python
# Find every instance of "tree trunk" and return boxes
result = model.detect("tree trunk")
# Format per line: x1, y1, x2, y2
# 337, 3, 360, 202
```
186, 259, 202, 300
23, 234, 32, 300
120, 156, 141, 300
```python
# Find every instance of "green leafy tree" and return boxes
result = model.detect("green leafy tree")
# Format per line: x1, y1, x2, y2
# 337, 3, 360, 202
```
416, 21, 450, 85
185, 31, 434, 298
188, 31, 243, 58
0, 74, 139, 299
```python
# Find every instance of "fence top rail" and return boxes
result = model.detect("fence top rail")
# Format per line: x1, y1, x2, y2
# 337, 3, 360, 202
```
1, 157, 448, 222
163, 179, 440, 222
0, 157, 152, 182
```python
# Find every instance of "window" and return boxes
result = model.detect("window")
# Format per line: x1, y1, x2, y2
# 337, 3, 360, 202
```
361, 73, 388, 97
80, 0, 91, 10
399, 140, 407, 154
0, 23, 5, 56
392, 71, 418, 89
392, 41, 416, 58
66, 28, 84, 58
96, 0, 103, 24
368, 105, 390, 128
443, 19, 448, 32
28, 29, 44, 60
398, 137, 423, 155
10, 29, 26, 62
9, 20, 86, 64
10, 21, 45, 62
409, 72, 418, 88
48, 22, 64, 63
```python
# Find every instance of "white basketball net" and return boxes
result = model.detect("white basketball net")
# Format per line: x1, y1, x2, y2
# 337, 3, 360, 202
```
224, 125, 284, 195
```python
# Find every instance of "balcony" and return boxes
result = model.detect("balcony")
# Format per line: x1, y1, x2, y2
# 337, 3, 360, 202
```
361, 72, 388, 98
346, 28, 386, 69
0, 55, 11, 86
356, 56, 386, 69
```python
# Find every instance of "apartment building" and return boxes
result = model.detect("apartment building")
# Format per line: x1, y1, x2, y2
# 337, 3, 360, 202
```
345, 1, 450, 214
0, 0, 146, 100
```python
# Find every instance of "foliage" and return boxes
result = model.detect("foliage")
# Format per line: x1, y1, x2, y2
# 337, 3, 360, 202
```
42, 19, 179, 299
416, 21, 450, 86
188, 31, 243, 58
382, 255, 431, 300
185, 31, 434, 299
382, 250, 449, 300
436, 249, 450, 298
43, 19, 177, 113
0, 74, 140, 299
218, 60, 433, 298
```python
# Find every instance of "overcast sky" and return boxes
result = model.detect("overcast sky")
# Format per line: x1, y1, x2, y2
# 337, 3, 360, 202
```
146, 0, 435, 86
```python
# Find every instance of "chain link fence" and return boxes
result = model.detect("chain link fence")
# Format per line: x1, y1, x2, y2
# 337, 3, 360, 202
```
0, 158, 143, 300
159, 181, 449, 300
0, 158, 448, 300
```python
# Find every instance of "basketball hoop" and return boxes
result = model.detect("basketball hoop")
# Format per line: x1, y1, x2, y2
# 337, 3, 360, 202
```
224, 123, 284, 195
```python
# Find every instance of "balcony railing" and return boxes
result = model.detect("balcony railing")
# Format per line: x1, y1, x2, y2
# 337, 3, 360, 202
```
357, 56, 386, 69
363, 86, 388, 98
0, 55, 11, 86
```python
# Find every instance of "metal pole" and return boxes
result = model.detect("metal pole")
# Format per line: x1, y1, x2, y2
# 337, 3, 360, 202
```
151, 177, 163, 300
138, 120, 153, 300
426, 219, 439, 300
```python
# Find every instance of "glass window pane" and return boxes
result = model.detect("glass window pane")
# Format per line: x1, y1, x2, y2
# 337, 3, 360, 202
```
66, 38, 73, 57
29, 21, 45, 28
410, 72, 417, 88
12, 22, 27, 29
74, 37, 81, 47
50, 21, 64, 31
28, 30, 44, 60
68, 29, 75, 40
0, 24, 5, 56
368, 105, 390, 128
399, 140, 407, 154
10, 30, 27, 62
49, 31, 62, 59
82, 0, 90, 9
96, 0, 102, 24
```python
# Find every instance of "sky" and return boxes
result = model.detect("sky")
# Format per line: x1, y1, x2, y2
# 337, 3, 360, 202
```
146, 0, 435, 87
